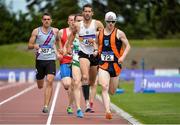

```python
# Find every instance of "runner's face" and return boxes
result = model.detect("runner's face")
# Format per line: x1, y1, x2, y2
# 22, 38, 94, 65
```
68, 15, 75, 27
42, 15, 52, 28
106, 21, 116, 30
75, 16, 84, 22
83, 7, 93, 21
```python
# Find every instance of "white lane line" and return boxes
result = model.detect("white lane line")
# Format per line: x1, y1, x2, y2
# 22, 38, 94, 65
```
0, 84, 36, 106
46, 82, 61, 125
0, 83, 26, 91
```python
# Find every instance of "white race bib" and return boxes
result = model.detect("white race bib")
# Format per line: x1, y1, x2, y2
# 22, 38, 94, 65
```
101, 51, 114, 61
39, 45, 52, 55
82, 39, 93, 46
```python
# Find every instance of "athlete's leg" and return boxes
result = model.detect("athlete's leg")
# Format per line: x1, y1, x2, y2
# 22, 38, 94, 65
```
60, 64, 74, 113
62, 77, 73, 110
79, 57, 91, 111
98, 68, 111, 113
36, 60, 45, 89
89, 66, 98, 111
109, 76, 119, 95
44, 74, 55, 107
37, 79, 44, 89
72, 65, 82, 110
72, 64, 84, 117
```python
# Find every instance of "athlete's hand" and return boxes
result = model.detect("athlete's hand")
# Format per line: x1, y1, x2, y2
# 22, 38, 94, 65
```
58, 48, 64, 55
34, 44, 39, 49
88, 38, 95, 44
118, 56, 124, 64
58, 53, 63, 60
66, 45, 72, 55
93, 49, 98, 57
56, 53, 61, 59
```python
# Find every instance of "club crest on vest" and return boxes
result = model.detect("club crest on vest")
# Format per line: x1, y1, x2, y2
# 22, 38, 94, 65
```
104, 39, 109, 46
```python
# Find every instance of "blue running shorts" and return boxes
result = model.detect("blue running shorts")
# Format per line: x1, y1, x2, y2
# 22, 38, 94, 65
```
59, 63, 72, 79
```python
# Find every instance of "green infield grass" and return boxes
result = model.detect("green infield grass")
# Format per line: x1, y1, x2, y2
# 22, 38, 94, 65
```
0, 43, 34, 68
130, 39, 180, 47
97, 81, 180, 124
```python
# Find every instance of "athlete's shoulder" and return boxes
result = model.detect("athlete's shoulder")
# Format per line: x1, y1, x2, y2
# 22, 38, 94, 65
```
51, 27, 59, 34
116, 28, 126, 39
58, 28, 66, 37
95, 20, 104, 30
31, 27, 39, 36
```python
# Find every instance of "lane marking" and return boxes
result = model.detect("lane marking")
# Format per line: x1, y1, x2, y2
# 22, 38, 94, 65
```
96, 95, 141, 125
46, 82, 61, 125
0, 83, 27, 91
0, 84, 36, 106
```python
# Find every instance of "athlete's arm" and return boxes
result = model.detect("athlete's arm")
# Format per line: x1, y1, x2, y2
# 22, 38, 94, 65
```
66, 22, 79, 52
57, 29, 63, 54
53, 28, 60, 58
96, 20, 104, 31
117, 29, 131, 63
28, 28, 39, 49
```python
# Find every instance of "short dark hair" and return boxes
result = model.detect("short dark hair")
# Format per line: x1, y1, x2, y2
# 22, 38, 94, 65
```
42, 12, 51, 19
74, 13, 83, 20
83, 4, 93, 11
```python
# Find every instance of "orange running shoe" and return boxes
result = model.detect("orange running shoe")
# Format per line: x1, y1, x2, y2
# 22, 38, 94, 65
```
105, 112, 112, 119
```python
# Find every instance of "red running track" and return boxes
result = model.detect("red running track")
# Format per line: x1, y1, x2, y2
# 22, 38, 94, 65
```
0, 81, 129, 124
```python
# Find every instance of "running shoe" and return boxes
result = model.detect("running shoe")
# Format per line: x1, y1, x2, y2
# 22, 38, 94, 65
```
42, 106, 49, 113
85, 107, 91, 112
67, 107, 73, 114
105, 112, 112, 119
76, 109, 84, 118
90, 102, 95, 113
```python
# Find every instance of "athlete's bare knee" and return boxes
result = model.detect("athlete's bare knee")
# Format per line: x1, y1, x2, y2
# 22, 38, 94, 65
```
82, 75, 88, 83
63, 83, 71, 90
46, 77, 53, 84
101, 84, 109, 91
73, 80, 81, 89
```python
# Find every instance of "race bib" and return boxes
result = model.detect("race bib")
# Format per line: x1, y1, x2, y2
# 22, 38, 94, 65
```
73, 50, 79, 54
79, 36, 94, 46
82, 39, 93, 46
101, 51, 114, 61
39, 45, 52, 55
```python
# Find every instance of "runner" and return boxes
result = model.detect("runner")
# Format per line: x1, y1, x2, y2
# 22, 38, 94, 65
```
58, 14, 75, 114
28, 12, 59, 113
97, 11, 131, 119
67, 4, 104, 113
71, 13, 84, 118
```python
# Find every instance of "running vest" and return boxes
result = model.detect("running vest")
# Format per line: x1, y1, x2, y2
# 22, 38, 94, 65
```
72, 35, 80, 62
35, 27, 56, 60
59, 28, 72, 64
98, 28, 123, 64
78, 19, 97, 55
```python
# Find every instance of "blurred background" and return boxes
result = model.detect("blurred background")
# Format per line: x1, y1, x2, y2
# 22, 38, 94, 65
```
0, 0, 179, 69
0, 1, 180, 124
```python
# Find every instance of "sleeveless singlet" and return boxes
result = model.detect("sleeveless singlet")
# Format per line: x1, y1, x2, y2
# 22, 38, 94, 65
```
60, 28, 72, 64
78, 19, 97, 55
35, 27, 56, 60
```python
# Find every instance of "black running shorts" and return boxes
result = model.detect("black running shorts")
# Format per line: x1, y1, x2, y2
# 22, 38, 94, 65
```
78, 51, 98, 66
35, 60, 56, 80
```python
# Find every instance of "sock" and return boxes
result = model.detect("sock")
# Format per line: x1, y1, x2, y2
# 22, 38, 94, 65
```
90, 102, 93, 108
82, 84, 90, 101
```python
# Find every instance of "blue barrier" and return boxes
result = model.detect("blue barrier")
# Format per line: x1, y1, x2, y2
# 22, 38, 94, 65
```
0, 69, 61, 81
134, 76, 180, 93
